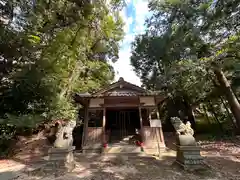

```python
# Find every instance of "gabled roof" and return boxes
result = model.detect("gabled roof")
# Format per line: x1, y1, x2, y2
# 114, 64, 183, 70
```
75, 77, 165, 98
92, 77, 147, 96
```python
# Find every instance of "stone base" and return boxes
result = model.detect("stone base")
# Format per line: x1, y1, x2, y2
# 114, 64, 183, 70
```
83, 148, 102, 154
143, 142, 166, 155
143, 147, 166, 155
177, 135, 197, 146
47, 146, 76, 172
174, 144, 204, 170
103, 144, 142, 154
82, 144, 102, 154
174, 161, 205, 171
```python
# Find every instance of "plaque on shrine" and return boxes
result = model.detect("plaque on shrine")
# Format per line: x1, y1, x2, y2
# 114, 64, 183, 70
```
149, 119, 162, 127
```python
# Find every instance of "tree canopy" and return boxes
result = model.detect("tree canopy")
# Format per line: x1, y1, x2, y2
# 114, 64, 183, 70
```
131, 0, 240, 132
0, 0, 125, 128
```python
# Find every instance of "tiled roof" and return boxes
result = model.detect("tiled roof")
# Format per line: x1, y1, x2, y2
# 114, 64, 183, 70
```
75, 78, 165, 98
76, 91, 164, 98
92, 77, 146, 95
106, 91, 138, 96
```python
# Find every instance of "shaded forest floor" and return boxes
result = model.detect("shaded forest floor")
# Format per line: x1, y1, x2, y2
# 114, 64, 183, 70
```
0, 133, 239, 180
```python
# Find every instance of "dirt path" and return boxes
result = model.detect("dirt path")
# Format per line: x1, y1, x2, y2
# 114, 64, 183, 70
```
0, 152, 239, 180
1, 134, 239, 180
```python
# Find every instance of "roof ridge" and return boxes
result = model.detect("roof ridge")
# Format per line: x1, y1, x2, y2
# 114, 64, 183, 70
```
92, 78, 146, 96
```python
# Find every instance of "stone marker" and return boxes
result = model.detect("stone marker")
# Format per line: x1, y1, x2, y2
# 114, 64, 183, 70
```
171, 117, 204, 170
47, 146, 75, 172
47, 120, 76, 172
31, 119, 77, 175
25, 120, 76, 177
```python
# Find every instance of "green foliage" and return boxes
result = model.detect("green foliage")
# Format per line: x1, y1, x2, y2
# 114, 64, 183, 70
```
48, 96, 78, 121
132, 0, 240, 93
0, 0, 125, 155
1, 0, 124, 118
0, 114, 44, 128
131, 0, 240, 132
0, 124, 16, 157
167, 60, 214, 103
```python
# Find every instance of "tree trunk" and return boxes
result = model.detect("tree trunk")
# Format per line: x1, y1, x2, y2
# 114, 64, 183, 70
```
220, 96, 238, 130
202, 104, 212, 125
182, 96, 196, 130
213, 66, 240, 131
208, 101, 224, 134
166, 98, 180, 131
187, 107, 196, 130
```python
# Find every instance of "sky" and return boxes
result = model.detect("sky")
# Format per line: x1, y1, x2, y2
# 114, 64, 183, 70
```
109, 0, 151, 86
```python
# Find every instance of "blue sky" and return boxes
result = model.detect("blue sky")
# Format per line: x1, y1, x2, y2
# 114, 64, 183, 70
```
110, 0, 151, 86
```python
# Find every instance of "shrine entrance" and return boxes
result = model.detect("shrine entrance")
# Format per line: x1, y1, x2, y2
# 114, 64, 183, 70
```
75, 77, 166, 154
106, 108, 141, 143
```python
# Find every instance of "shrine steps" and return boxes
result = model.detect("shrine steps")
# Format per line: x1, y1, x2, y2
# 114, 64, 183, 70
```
104, 143, 142, 154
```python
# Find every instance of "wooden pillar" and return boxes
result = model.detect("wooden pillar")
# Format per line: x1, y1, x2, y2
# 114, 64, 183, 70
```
156, 106, 160, 120
139, 106, 144, 142
139, 106, 143, 129
156, 105, 165, 145
102, 108, 106, 144
148, 108, 152, 122
82, 101, 89, 147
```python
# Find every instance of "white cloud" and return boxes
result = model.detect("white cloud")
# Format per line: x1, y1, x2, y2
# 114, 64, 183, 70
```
112, 47, 141, 86
124, 16, 133, 33
121, 34, 135, 48
134, 0, 151, 34
111, 0, 151, 86
125, 0, 132, 3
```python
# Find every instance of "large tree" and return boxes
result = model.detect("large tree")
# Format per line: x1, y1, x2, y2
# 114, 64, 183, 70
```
131, 0, 240, 131
0, 0, 124, 128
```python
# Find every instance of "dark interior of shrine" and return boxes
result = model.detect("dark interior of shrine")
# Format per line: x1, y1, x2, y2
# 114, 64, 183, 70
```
105, 108, 141, 143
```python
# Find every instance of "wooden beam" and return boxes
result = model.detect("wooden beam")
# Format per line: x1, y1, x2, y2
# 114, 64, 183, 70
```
98, 103, 153, 108
102, 108, 106, 144
139, 106, 144, 143
82, 101, 89, 147
139, 107, 143, 130
154, 98, 165, 145
148, 108, 152, 121
156, 106, 160, 120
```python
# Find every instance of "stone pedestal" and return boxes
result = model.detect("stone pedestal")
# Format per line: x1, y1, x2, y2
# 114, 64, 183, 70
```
176, 135, 197, 146
174, 144, 204, 170
47, 146, 75, 172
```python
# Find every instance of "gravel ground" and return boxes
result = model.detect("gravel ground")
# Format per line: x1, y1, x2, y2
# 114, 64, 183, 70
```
1, 134, 239, 180
1, 151, 239, 180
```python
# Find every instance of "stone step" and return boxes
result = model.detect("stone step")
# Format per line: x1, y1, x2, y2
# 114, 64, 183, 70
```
109, 135, 137, 144
105, 144, 142, 154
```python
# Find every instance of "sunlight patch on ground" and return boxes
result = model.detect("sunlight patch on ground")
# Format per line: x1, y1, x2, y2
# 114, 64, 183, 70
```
103, 165, 138, 174
0, 160, 26, 173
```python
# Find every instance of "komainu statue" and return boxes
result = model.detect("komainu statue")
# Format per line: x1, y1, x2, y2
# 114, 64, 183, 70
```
54, 120, 76, 149
171, 117, 194, 136
170, 117, 204, 170
35, 119, 77, 174
170, 117, 196, 146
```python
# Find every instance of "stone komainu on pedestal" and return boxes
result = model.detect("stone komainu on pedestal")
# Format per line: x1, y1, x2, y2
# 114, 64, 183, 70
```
48, 120, 76, 172
171, 117, 204, 170
54, 120, 76, 148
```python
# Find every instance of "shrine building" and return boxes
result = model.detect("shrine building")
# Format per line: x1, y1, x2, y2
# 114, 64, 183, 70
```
75, 77, 166, 154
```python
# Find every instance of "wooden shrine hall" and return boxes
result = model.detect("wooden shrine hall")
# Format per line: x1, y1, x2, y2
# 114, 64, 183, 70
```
75, 77, 166, 154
